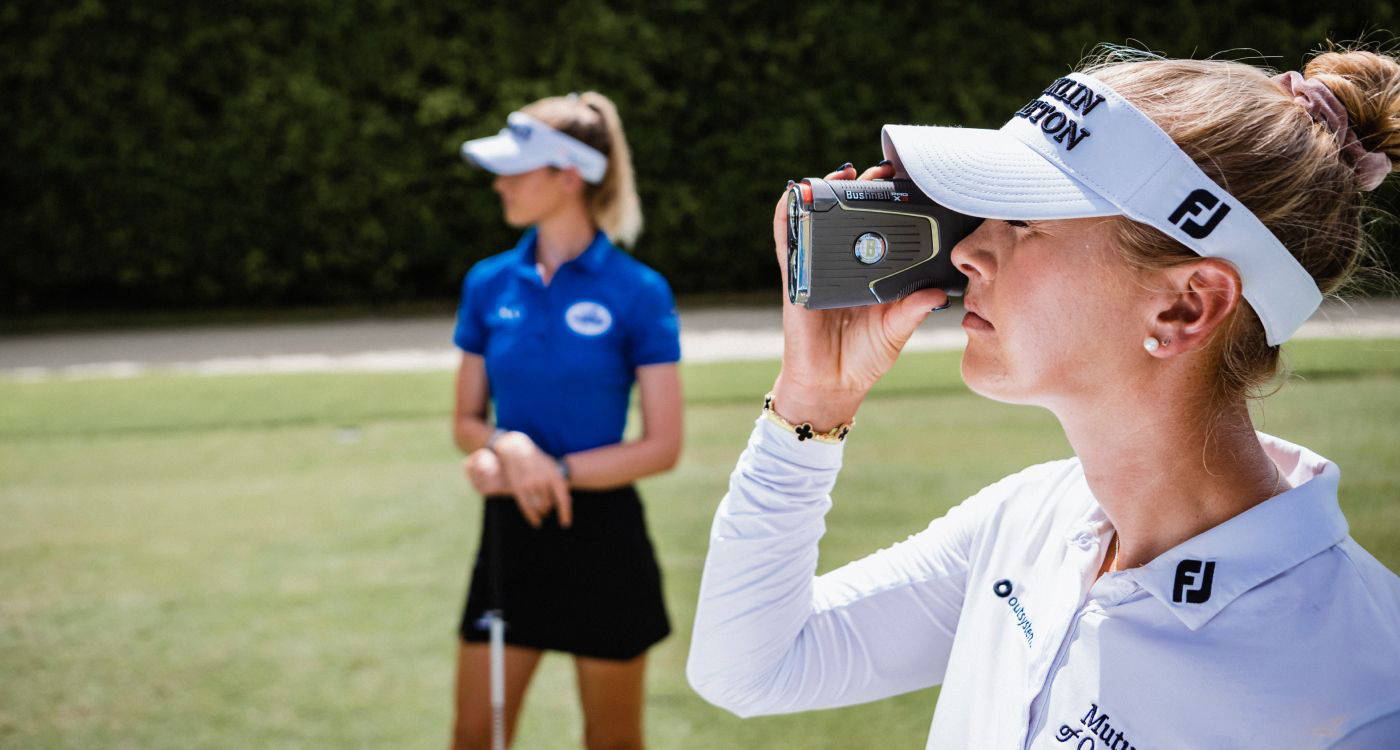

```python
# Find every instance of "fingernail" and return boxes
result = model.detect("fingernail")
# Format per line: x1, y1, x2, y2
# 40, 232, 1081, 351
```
838, 162, 853, 171
932, 301, 951, 311
877, 159, 892, 167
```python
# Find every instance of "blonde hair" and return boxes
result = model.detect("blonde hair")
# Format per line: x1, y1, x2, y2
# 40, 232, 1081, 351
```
1081, 46, 1400, 401
522, 92, 643, 247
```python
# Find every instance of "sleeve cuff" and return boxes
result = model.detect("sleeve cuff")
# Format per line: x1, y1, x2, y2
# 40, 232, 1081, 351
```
750, 414, 845, 471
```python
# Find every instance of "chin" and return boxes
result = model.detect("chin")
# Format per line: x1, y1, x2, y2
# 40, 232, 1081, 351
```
960, 350, 1039, 406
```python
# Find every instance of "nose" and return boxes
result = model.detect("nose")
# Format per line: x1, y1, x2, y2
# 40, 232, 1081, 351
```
951, 220, 1000, 283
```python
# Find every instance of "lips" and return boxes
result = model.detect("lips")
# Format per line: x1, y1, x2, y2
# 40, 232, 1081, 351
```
962, 298, 994, 331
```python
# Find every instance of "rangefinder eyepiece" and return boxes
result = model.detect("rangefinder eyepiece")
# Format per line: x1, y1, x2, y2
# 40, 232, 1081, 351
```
785, 178, 982, 309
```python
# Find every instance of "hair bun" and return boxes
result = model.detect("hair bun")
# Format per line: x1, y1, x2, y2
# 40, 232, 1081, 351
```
1304, 49, 1400, 177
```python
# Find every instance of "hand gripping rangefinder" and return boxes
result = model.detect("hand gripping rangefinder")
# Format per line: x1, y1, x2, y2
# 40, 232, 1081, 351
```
785, 178, 982, 308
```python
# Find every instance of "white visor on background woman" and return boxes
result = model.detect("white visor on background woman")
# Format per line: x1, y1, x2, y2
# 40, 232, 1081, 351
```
881, 72, 1321, 346
461, 111, 609, 184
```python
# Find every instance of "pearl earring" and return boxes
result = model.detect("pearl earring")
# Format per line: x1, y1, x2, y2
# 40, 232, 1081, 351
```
1143, 336, 1161, 353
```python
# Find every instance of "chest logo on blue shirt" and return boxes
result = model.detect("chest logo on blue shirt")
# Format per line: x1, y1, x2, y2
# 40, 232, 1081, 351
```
495, 305, 524, 323
565, 300, 613, 337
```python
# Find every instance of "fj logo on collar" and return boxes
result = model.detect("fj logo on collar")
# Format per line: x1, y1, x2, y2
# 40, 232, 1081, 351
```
1172, 559, 1216, 604
1168, 189, 1232, 239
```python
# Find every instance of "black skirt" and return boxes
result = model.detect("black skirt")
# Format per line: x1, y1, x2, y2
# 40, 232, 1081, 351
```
459, 485, 670, 660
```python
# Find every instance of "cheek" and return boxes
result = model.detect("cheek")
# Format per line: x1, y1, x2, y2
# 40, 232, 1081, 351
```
501, 187, 543, 222
960, 306, 1069, 403
962, 240, 1139, 400
515, 179, 566, 219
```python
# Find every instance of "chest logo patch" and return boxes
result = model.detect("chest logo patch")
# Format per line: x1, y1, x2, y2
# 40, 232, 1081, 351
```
992, 578, 1034, 647
565, 300, 613, 337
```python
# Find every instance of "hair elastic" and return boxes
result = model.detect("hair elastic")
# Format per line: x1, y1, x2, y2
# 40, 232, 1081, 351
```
1271, 71, 1390, 191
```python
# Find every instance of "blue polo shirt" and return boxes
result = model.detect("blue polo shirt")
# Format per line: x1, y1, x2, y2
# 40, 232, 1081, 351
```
453, 229, 681, 458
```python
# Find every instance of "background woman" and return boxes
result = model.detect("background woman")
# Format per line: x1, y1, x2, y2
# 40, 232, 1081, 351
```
688, 48, 1400, 747
451, 92, 682, 750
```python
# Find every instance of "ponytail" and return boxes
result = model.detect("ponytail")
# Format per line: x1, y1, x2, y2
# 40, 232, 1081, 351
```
522, 91, 644, 246
578, 92, 642, 247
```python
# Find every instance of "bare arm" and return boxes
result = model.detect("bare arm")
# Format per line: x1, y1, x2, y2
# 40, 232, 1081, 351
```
565, 362, 683, 490
456, 356, 681, 523
452, 353, 495, 454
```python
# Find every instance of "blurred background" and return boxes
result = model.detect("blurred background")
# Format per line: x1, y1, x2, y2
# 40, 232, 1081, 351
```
4, 0, 1400, 321
3, 2, 1399, 749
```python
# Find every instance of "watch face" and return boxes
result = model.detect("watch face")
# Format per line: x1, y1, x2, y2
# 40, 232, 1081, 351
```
853, 232, 887, 265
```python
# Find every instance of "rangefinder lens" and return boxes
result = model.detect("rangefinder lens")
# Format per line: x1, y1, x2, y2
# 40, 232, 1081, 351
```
853, 232, 887, 265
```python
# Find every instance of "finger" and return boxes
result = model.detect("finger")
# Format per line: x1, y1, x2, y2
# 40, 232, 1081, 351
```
884, 287, 952, 346
480, 471, 507, 496
518, 489, 537, 523
514, 495, 542, 527
476, 449, 501, 471
552, 479, 572, 529
823, 162, 856, 181
466, 465, 491, 492
857, 160, 895, 181
772, 194, 790, 272
528, 488, 552, 518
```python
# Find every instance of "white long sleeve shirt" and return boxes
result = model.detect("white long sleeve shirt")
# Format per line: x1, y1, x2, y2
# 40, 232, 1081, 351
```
687, 417, 1400, 748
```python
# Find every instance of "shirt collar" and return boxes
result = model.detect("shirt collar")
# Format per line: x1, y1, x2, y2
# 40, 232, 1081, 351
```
1121, 433, 1347, 630
509, 228, 613, 279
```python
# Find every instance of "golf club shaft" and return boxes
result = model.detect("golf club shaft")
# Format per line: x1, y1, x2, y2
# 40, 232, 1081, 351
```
489, 611, 506, 750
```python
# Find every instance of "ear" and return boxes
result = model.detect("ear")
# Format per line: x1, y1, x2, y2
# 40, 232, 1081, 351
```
555, 167, 587, 195
1146, 258, 1242, 357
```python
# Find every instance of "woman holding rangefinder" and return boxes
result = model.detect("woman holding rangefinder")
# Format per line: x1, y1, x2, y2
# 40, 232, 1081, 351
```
688, 48, 1400, 747
450, 92, 682, 750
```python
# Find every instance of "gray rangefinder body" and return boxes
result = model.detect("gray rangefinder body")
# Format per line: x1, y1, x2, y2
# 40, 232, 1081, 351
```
785, 178, 982, 309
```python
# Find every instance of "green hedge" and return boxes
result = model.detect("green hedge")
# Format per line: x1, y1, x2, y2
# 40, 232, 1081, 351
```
2, 1, 1396, 314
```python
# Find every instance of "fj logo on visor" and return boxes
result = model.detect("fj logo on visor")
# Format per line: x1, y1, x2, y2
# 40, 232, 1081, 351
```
1172, 559, 1216, 604
1168, 189, 1232, 239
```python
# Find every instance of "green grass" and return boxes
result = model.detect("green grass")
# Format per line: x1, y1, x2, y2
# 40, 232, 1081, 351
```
2, 339, 1398, 748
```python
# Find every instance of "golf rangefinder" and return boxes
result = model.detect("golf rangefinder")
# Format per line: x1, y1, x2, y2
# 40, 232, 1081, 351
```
785, 178, 983, 308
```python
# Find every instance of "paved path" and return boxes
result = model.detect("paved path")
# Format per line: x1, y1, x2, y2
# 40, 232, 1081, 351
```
4, 299, 1400, 380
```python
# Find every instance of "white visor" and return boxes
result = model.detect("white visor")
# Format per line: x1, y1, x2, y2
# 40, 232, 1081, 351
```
881, 72, 1320, 346
461, 111, 608, 184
